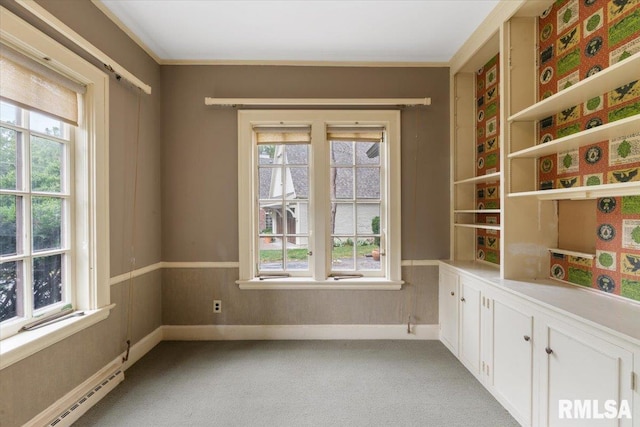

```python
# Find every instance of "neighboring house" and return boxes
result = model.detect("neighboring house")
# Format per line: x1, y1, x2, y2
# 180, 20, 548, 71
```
259, 142, 380, 246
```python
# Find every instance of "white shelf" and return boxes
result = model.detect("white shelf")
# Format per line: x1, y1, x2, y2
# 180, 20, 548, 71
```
454, 209, 501, 214
508, 181, 640, 200
548, 248, 595, 259
454, 223, 501, 231
509, 115, 640, 159
508, 53, 640, 122
454, 172, 501, 185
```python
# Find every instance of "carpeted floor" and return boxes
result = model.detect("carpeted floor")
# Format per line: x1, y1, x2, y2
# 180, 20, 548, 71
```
75, 340, 519, 427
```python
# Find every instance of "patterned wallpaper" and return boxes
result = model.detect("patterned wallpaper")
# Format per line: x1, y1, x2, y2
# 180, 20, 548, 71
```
476, 53, 501, 265
538, 0, 640, 302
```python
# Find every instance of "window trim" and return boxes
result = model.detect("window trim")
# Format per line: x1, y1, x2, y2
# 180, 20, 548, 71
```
237, 110, 402, 289
0, 6, 110, 364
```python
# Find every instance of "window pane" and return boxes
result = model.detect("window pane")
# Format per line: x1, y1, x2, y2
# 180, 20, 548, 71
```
259, 202, 282, 235
356, 142, 380, 165
287, 167, 308, 199
0, 102, 21, 126
31, 136, 63, 192
32, 196, 62, 251
357, 204, 380, 235
1, 127, 18, 190
257, 144, 282, 165
33, 254, 63, 310
357, 238, 381, 271
286, 237, 309, 271
258, 167, 276, 200
284, 145, 308, 165
0, 195, 21, 256
356, 168, 380, 199
332, 202, 354, 235
332, 237, 355, 271
332, 167, 353, 199
29, 111, 64, 139
0, 261, 20, 322
259, 238, 283, 271
330, 141, 352, 165
291, 202, 309, 235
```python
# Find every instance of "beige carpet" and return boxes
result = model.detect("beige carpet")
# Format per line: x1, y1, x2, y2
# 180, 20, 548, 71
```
75, 340, 518, 426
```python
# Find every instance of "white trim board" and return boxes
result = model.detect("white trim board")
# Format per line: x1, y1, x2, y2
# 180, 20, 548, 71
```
109, 260, 440, 286
24, 326, 162, 427
109, 262, 163, 286
162, 324, 439, 341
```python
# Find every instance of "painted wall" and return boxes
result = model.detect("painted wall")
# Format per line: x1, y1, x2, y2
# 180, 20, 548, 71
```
160, 65, 450, 324
0, 2, 450, 424
0, 1, 163, 425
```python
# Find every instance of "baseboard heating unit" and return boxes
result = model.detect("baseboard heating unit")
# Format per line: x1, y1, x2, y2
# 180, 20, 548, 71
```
25, 362, 124, 427
47, 368, 123, 427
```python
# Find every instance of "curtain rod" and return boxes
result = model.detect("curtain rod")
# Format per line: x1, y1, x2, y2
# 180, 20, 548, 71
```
15, 0, 152, 95
205, 97, 431, 107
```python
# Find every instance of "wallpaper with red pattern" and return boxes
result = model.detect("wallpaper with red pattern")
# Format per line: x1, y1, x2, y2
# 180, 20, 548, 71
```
537, 0, 640, 301
476, 53, 501, 265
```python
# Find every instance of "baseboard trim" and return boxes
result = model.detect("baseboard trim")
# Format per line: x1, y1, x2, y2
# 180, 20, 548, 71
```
25, 326, 163, 427
24, 358, 123, 427
162, 324, 439, 341
122, 326, 164, 370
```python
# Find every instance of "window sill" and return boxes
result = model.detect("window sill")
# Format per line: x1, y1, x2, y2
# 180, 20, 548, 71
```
0, 304, 115, 370
237, 278, 403, 290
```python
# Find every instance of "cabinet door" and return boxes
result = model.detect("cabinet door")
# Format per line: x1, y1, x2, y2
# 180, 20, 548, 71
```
492, 298, 533, 426
439, 268, 459, 354
459, 275, 482, 375
539, 320, 634, 427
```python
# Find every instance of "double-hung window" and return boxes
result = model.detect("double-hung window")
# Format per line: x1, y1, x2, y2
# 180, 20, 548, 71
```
0, 6, 109, 350
0, 103, 74, 331
238, 110, 402, 289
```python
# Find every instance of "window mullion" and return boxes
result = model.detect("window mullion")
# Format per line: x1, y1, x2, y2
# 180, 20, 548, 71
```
22, 115, 34, 320
311, 121, 327, 281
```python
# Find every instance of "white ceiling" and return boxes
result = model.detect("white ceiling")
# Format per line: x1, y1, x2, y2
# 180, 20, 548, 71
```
97, 0, 500, 64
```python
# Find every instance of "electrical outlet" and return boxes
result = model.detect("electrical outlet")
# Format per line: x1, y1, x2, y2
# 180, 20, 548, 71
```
213, 300, 222, 313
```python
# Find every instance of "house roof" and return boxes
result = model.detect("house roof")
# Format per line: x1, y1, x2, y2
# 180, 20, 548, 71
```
259, 142, 380, 203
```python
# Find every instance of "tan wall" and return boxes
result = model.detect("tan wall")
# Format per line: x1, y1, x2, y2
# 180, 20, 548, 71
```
161, 65, 450, 262
163, 266, 438, 325
0, 2, 450, 424
160, 65, 449, 326
0, 1, 163, 425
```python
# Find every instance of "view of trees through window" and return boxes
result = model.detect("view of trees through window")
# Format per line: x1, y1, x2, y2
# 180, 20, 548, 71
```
1, 102, 68, 323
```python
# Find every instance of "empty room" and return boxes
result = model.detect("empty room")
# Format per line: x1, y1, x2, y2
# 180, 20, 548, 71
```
0, 0, 639, 426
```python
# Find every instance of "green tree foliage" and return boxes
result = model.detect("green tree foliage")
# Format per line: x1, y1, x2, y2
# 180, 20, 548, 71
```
371, 216, 380, 247
1, 125, 64, 321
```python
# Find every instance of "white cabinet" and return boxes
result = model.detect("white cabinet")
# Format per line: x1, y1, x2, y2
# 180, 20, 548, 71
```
459, 274, 482, 375
439, 262, 639, 427
439, 268, 459, 354
538, 317, 634, 427
491, 295, 533, 426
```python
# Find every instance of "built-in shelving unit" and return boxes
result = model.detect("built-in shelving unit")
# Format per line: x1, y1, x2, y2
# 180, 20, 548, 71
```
548, 248, 595, 259
508, 181, 640, 200
508, 115, 640, 159
455, 223, 501, 231
508, 53, 640, 122
454, 209, 501, 214
454, 172, 501, 185
450, 0, 640, 299
450, 22, 505, 268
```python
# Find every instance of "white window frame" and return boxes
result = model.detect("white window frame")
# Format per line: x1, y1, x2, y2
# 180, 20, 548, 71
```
0, 7, 110, 369
237, 110, 402, 290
